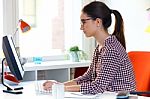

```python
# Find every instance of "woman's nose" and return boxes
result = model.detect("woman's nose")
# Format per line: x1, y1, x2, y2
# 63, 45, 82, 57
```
80, 25, 83, 30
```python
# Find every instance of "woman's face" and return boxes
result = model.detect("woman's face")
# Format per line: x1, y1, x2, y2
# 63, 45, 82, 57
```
80, 12, 98, 37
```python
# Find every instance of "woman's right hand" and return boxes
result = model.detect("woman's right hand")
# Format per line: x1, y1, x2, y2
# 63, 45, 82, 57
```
42, 80, 57, 91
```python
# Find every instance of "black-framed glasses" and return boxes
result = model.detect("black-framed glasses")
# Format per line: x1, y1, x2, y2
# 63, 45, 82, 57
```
80, 18, 93, 25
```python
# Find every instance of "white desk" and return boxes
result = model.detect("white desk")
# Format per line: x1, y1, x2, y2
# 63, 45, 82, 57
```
0, 81, 149, 99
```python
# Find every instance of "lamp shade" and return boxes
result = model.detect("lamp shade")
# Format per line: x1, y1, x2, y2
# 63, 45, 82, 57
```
19, 19, 31, 33
12, 19, 31, 39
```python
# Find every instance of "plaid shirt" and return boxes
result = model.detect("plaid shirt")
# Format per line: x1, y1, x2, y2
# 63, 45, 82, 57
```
75, 35, 136, 94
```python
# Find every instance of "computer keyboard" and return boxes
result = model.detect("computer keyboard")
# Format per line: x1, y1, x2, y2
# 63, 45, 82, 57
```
34, 80, 52, 95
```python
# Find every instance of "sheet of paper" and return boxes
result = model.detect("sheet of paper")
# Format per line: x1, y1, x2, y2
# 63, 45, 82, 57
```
65, 92, 99, 98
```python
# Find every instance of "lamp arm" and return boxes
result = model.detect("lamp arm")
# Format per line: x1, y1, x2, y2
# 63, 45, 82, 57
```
12, 19, 22, 39
12, 27, 19, 39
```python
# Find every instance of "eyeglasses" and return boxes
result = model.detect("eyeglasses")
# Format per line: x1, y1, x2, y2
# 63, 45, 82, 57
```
80, 18, 93, 26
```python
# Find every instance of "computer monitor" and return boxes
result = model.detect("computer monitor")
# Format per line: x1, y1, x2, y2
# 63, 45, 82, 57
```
1, 35, 24, 94
2, 35, 24, 80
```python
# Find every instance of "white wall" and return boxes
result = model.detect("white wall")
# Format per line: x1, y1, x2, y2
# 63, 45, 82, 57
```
109, 0, 150, 52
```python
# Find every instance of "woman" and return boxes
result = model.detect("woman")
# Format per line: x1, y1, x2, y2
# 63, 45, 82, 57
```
43, 1, 136, 95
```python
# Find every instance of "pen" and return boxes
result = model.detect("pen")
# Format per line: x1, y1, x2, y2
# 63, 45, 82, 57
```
71, 92, 84, 96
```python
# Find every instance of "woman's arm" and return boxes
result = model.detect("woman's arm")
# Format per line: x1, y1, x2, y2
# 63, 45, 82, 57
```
64, 79, 77, 86
43, 79, 80, 92
64, 79, 80, 92
79, 50, 120, 94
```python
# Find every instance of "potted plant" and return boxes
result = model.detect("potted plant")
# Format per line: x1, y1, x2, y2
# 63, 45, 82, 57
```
69, 46, 80, 62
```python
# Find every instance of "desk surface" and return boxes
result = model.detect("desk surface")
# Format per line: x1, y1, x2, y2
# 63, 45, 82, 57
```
0, 81, 149, 99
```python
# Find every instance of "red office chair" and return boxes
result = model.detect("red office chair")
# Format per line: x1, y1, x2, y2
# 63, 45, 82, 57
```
128, 51, 150, 96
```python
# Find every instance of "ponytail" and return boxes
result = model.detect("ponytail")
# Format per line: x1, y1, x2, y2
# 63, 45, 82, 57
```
111, 10, 126, 50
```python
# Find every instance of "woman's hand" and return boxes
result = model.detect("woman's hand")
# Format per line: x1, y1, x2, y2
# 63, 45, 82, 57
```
43, 80, 57, 91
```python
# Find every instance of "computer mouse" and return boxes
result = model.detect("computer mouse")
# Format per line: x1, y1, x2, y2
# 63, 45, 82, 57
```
116, 91, 129, 99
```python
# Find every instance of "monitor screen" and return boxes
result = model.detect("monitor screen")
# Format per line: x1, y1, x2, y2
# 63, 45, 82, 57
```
2, 35, 24, 80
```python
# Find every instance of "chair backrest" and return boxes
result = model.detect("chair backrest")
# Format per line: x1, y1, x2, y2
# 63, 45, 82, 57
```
128, 51, 150, 92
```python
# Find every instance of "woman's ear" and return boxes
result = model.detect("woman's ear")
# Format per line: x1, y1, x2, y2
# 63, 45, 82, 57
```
95, 18, 102, 27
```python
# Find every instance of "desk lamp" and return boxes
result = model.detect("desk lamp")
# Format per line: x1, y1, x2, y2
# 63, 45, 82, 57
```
13, 19, 31, 38
4, 19, 31, 85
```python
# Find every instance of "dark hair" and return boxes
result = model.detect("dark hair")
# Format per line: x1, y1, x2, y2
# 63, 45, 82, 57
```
82, 1, 126, 49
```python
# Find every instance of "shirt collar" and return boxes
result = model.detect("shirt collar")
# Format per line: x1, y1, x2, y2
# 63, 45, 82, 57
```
96, 35, 117, 51
103, 35, 116, 46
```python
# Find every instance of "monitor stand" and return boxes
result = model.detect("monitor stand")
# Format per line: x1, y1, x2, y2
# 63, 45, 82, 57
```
2, 86, 23, 94
1, 58, 23, 94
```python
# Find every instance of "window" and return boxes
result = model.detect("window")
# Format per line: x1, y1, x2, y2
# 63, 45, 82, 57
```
0, 0, 95, 61
19, 0, 83, 58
